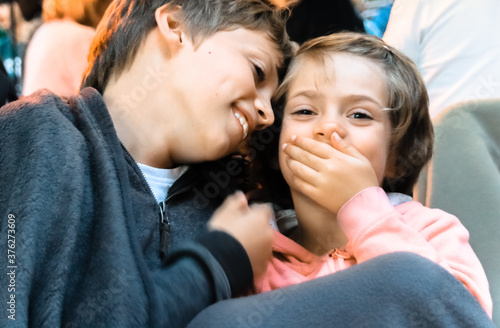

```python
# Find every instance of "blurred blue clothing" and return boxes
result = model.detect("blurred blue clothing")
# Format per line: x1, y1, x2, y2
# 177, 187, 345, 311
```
0, 27, 22, 95
364, 4, 393, 38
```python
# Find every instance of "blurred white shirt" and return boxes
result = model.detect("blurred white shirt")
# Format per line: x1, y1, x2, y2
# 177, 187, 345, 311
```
384, 0, 500, 117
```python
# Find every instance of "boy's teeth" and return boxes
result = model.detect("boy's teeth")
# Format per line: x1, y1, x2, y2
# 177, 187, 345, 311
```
234, 112, 248, 138
243, 123, 248, 139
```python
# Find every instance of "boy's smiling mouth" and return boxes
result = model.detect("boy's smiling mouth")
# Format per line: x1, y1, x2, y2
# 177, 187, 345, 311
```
234, 111, 249, 139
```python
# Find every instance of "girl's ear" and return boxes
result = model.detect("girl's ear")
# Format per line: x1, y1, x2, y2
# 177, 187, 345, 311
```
155, 4, 185, 54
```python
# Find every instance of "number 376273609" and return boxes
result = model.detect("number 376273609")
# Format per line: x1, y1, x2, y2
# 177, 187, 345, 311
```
7, 214, 16, 265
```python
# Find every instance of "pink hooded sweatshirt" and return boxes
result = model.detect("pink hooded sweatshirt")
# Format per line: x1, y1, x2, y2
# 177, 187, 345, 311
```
255, 187, 492, 317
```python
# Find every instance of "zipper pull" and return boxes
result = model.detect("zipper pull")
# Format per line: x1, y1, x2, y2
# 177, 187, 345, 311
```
159, 201, 170, 260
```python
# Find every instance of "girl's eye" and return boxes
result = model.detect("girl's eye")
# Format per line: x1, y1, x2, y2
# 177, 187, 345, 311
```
349, 111, 373, 120
254, 64, 265, 83
292, 109, 315, 115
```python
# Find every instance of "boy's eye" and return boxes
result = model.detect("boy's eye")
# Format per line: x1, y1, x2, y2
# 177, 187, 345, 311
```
254, 64, 265, 83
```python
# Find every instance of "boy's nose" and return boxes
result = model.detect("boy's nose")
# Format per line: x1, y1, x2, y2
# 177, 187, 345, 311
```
314, 119, 345, 143
254, 96, 275, 130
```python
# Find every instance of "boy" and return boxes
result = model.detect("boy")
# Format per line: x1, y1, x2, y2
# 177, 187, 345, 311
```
0, 0, 291, 326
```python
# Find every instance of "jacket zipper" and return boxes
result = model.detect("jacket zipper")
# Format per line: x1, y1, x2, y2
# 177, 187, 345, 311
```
121, 144, 198, 259
158, 199, 170, 260
132, 159, 176, 260
157, 177, 199, 259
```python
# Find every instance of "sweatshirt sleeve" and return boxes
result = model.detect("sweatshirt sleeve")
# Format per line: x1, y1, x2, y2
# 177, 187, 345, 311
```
337, 187, 492, 317
196, 230, 253, 296
0, 96, 254, 328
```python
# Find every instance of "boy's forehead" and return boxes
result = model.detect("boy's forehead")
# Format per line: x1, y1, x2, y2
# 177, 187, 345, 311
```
217, 28, 284, 66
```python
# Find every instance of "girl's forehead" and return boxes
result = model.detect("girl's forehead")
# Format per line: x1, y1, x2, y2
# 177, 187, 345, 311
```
287, 56, 335, 91
286, 52, 389, 106
297, 52, 384, 79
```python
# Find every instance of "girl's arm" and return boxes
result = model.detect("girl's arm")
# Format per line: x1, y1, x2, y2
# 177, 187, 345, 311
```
337, 187, 492, 317
282, 135, 492, 316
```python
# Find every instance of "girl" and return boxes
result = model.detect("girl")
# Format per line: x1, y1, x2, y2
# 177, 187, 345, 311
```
251, 32, 492, 317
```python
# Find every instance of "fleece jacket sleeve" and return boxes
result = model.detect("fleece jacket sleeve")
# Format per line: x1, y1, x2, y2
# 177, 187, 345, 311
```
337, 187, 492, 317
197, 230, 253, 296
0, 92, 251, 328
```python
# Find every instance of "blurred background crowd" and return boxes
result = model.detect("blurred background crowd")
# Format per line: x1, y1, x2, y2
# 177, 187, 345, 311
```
0, 0, 397, 103
4, 0, 498, 117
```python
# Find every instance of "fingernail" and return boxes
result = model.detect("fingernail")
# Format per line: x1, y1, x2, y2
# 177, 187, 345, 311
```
282, 143, 288, 150
291, 135, 296, 141
333, 132, 341, 141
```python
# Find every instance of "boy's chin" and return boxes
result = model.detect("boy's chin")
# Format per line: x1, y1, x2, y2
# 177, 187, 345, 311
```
177, 152, 231, 165
178, 140, 246, 164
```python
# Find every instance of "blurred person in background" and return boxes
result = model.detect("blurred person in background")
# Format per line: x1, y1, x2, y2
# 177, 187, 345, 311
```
0, 1, 17, 104
383, 0, 500, 117
352, 0, 394, 38
0, 0, 40, 97
22, 0, 112, 98
0, 55, 16, 104
285, 0, 365, 45
15, 0, 41, 20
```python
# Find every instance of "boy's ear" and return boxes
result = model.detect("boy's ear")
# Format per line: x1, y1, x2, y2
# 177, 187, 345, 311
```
155, 4, 185, 53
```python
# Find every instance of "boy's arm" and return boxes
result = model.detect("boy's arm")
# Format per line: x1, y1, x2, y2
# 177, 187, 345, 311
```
150, 231, 251, 326
206, 191, 273, 280
0, 100, 270, 327
337, 187, 492, 317
151, 193, 273, 326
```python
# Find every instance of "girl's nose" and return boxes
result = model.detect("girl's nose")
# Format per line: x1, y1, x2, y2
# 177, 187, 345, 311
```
314, 119, 345, 143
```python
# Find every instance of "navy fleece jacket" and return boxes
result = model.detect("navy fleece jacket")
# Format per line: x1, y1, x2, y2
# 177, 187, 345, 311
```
0, 88, 252, 327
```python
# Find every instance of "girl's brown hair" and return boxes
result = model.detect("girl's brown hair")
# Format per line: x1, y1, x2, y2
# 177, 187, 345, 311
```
256, 32, 433, 199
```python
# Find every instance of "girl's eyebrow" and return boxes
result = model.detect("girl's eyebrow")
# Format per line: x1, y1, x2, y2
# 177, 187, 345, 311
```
286, 92, 388, 110
343, 94, 386, 109
287, 89, 318, 100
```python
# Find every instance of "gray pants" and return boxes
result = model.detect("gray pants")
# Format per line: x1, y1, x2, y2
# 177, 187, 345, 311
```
188, 252, 495, 327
